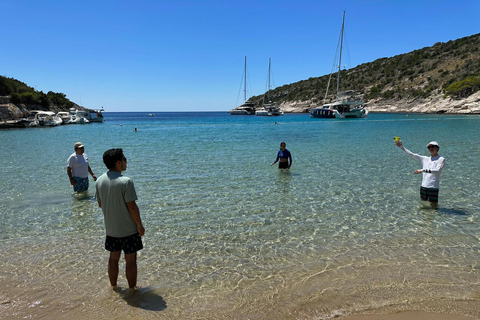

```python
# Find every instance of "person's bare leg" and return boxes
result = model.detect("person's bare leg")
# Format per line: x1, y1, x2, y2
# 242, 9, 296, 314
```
108, 251, 121, 288
125, 252, 137, 289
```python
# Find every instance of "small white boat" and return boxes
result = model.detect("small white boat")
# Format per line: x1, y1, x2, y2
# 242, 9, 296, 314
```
56, 112, 71, 124
270, 107, 284, 116
265, 102, 284, 116
84, 108, 104, 122
255, 108, 271, 116
68, 108, 89, 124
30, 111, 62, 127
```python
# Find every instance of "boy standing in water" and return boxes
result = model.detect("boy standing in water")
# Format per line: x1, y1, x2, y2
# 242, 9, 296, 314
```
395, 140, 445, 206
95, 148, 145, 295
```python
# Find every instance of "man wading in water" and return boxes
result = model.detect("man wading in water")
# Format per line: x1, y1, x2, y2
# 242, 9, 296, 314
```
395, 140, 445, 207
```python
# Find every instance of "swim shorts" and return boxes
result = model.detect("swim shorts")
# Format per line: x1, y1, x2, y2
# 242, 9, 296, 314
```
420, 187, 439, 203
73, 176, 89, 192
105, 233, 143, 254
279, 161, 289, 169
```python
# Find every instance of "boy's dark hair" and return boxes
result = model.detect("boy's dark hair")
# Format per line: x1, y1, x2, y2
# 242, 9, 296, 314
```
103, 148, 124, 169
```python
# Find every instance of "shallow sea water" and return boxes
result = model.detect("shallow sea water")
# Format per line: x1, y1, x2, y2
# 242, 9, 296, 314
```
1, 112, 480, 319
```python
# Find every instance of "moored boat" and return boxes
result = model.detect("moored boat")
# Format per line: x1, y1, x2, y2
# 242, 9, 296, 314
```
68, 108, 89, 124
255, 107, 271, 116
230, 101, 256, 115
229, 57, 256, 115
311, 11, 368, 119
30, 111, 62, 127
84, 108, 104, 122
256, 58, 283, 116
56, 111, 71, 124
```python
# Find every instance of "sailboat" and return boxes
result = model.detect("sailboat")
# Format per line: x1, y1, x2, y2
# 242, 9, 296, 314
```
256, 58, 283, 116
229, 57, 256, 115
311, 11, 368, 119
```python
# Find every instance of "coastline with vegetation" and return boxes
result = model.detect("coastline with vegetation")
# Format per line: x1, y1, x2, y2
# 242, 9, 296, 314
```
252, 33, 480, 115
0, 77, 96, 122
2, 33, 479, 120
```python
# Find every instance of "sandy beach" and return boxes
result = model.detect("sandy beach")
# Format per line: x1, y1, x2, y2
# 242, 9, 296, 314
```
342, 311, 475, 320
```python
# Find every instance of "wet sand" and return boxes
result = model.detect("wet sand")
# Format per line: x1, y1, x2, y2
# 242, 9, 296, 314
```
342, 311, 475, 320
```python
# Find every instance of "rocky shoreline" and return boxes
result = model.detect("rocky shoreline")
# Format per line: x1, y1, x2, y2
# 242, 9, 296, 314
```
0, 100, 85, 122
2, 91, 480, 120
280, 91, 480, 114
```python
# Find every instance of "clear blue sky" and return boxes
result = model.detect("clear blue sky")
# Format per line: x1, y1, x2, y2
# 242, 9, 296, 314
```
2, 0, 479, 112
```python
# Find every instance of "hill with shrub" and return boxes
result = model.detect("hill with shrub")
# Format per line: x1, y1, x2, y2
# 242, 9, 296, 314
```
250, 33, 480, 113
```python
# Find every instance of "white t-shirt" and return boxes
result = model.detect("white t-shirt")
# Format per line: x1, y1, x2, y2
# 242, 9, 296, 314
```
67, 152, 89, 178
400, 146, 445, 189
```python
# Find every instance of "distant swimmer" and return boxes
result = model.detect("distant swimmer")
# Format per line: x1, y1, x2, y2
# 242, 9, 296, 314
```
67, 142, 97, 193
395, 139, 445, 206
134, 128, 137, 132
271, 142, 292, 170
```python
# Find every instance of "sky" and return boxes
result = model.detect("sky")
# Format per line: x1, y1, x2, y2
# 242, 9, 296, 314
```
2, 0, 479, 112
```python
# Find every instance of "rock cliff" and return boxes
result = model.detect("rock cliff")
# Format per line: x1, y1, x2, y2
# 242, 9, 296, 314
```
278, 91, 480, 114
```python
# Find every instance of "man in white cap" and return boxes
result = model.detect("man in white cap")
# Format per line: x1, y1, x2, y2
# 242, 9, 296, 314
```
67, 142, 97, 193
395, 140, 445, 206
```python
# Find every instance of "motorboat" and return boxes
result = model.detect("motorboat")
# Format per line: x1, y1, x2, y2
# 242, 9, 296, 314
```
311, 11, 368, 119
56, 111, 71, 124
269, 106, 284, 116
68, 108, 89, 124
84, 108, 104, 122
29, 111, 62, 127
255, 108, 270, 116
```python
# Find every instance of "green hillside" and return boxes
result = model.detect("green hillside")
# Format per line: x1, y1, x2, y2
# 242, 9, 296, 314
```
250, 33, 480, 108
0, 76, 74, 109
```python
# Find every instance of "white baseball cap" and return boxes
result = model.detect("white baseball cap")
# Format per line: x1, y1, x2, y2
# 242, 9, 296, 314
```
426, 141, 439, 148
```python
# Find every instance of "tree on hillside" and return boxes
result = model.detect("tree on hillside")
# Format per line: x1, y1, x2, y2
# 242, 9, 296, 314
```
445, 76, 480, 98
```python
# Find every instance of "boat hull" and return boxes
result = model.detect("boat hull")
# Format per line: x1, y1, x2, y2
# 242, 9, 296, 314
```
255, 109, 271, 116
230, 109, 254, 115
310, 108, 337, 118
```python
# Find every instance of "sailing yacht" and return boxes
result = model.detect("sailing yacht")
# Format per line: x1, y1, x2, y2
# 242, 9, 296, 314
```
311, 11, 368, 119
229, 57, 256, 115
256, 58, 283, 116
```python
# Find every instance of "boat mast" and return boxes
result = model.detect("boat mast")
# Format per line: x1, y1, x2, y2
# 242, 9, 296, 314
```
336, 10, 345, 99
267, 58, 271, 102
244, 56, 247, 102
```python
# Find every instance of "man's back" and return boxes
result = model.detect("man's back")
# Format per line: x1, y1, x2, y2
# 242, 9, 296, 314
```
96, 171, 138, 237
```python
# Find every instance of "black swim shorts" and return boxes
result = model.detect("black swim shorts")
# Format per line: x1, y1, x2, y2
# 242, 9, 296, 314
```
105, 233, 143, 254
279, 161, 289, 169
420, 187, 439, 203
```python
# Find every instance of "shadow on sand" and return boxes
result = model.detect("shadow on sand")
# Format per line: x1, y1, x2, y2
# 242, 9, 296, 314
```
123, 287, 167, 311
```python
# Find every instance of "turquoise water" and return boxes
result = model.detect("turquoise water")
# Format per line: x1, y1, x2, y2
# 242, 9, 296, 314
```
1, 112, 480, 319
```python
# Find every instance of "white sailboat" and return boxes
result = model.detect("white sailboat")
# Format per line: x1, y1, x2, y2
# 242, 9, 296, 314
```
311, 11, 368, 119
256, 58, 283, 116
229, 57, 256, 115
